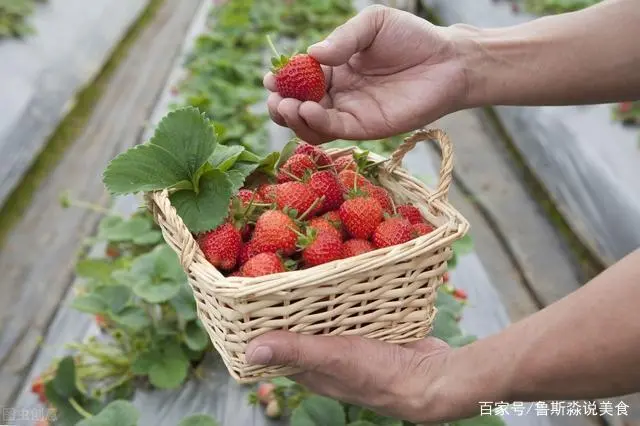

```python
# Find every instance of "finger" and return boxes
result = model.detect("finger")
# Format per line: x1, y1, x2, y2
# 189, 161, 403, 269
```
278, 98, 332, 144
298, 102, 364, 141
307, 4, 387, 66
263, 72, 277, 92
267, 92, 286, 127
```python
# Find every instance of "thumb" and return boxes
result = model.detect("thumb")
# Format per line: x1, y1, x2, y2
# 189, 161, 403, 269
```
307, 4, 388, 66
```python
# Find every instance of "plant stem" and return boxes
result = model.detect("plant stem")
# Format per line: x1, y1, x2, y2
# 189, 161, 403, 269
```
266, 34, 280, 57
298, 196, 324, 221
69, 397, 93, 419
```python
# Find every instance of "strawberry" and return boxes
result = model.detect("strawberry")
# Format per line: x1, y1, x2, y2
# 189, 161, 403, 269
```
277, 153, 317, 183
240, 252, 285, 277
298, 230, 343, 267
269, 37, 326, 103
252, 210, 299, 256
443, 272, 450, 282
275, 181, 320, 218
342, 239, 375, 258
294, 141, 332, 166
105, 243, 120, 258
228, 271, 243, 277
339, 196, 383, 239
31, 376, 47, 403
256, 382, 276, 404
309, 170, 345, 213
369, 185, 393, 215
372, 216, 413, 248
334, 155, 356, 173
308, 217, 342, 241
452, 288, 468, 301
257, 184, 277, 204
95, 314, 108, 328
412, 222, 434, 237
239, 240, 260, 265
197, 223, 242, 271
397, 204, 425, 224
323, 211, 348, 240
265, 399, 282, 418
338, 169, 372, 193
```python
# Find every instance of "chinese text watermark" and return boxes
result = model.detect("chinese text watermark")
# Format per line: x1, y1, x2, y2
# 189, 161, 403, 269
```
479, 401, 630, 416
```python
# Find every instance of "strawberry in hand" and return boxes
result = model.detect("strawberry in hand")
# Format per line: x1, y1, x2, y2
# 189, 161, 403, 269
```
268, 36, 326, 103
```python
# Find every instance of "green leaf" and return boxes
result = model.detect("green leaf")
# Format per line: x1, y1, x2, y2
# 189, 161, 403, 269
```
111, 306, 151, 332
169, 169, 234, 233
179, 414, 220, 426
209, 144, 245, 171
184, 321, 209, 351
71, 294, 107, 314
133, 230, 163, 245
77, 400, 139, 426
103, 107, 217, 195
431, 307, 461, 342
453, 234, 474, 256
52, 356, 78, 398
148, 342, 190, 389
290, 395, 346, 426
44, 382, 85, 425
75, 259, 118, 282
95, 285, 132, 314
131, 351, 158, 375
133, 278, 182, 303
170, 286, 198, 321
97, 216, 152, 242
276, 138, 299, 169
436, 290, 465, 316
448, 334, 478, 348
270, 376, 296, 388
348, 422, 377, 426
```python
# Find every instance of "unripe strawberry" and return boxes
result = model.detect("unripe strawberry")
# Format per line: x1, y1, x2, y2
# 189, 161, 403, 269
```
197, 223, 242, 271
342, 239, 375, 258
256, 382, 276, 405
240, 253, 285, 277
372, 217, 413, 248
339, 196, 383, 240
265, 399, 282, 418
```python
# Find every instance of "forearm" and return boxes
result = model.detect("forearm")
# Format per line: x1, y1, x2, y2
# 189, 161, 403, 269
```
447, 248, 640, 410
451, 0, 640, 107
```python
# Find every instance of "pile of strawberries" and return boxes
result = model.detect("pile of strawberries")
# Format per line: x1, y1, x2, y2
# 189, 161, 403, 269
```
196, 141, 435, 278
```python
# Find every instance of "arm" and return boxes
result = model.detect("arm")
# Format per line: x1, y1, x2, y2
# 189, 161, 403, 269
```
446, 248, 640, 409
454, 0, 640, 108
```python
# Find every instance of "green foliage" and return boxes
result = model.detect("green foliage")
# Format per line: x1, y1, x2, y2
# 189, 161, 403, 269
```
0, 0, 45, 38
523, 0, 599, 14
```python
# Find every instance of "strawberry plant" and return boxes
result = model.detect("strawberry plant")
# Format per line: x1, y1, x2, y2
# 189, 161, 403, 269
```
0, 0, 46, 38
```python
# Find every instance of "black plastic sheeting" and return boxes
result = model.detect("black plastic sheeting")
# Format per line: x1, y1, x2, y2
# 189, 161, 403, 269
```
0, 0, 149, 207
426, 0, 640, 265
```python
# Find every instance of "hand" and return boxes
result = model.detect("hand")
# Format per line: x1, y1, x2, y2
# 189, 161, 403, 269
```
264, 5, 469, 144
245, 331, 474, 423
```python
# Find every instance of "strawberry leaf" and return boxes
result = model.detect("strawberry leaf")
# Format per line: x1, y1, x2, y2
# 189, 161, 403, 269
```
77, 400, 139, 426
169, 169, 234, 233
290, 395, 346, 426
103, 107, 217, 195
147, 341, 190, 389
276, 138, 299, 169
209, 144, 245, 171
183, 321, 209, 351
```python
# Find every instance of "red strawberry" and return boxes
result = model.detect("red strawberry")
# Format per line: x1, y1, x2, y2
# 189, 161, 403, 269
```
397, 204, 424, 224
197, 223, 242, 271
323, 211, 348, 240
105, 244, 120, 258
412, 222, 434, 237
239, 240, 260, 265
339, 196, 383, 239
342, 239, 375, 258
299, 230, 343, 267
237, 189, 263, 207
453, 288, 468, 301
369, 186, 393, 215
252, 210, 299, 256
334, 155, 356, 173
295, 141, 332, 166
372, 217, 413, 248
309, 170, 345, 213
277, 153, 317, 183
256, 382, 276, 404
619, 102, 633, 113
275, 182, 320, 218
240, 252, 285, 277
308, 217, 342, 241
31, 376, 47, 403
338, 169, 372, 193
269, 37, 326, 103
257, 184, 277, 203
443, 272, 450, 282
95, 314, 108, 328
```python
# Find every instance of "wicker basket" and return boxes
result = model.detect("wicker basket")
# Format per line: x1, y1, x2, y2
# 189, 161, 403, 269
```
146, 128, 470, 383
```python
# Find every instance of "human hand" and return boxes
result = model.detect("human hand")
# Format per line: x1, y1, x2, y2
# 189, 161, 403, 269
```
245, 331, 479, 423
264, 5, 469, 144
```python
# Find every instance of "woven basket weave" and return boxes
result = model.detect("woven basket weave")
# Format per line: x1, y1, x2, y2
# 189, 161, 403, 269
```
146, 128, 470, 383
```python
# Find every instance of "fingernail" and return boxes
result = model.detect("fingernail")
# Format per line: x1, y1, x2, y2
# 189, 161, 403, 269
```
308, 39, 331, 51
246, 345, 273, 365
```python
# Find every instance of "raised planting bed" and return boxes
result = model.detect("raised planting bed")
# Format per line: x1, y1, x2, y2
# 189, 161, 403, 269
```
0, 0, 150, 208
424, 0, 640, 266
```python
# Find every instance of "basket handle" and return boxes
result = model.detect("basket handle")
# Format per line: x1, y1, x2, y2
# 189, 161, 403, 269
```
385, 128, 454, 203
